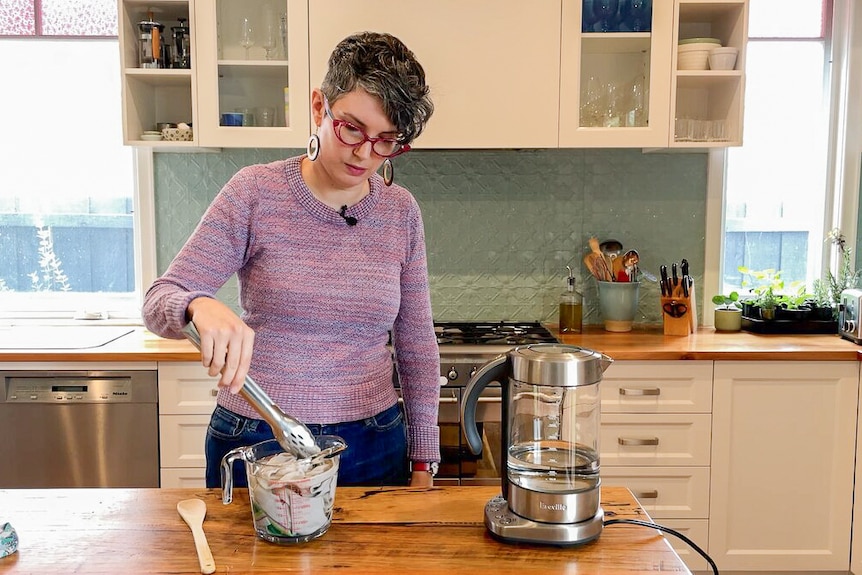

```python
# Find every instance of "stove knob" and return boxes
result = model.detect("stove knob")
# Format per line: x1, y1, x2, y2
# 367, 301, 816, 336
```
469, 366, 478, 378
439, 376, 447, 386
447, 367, 458, 381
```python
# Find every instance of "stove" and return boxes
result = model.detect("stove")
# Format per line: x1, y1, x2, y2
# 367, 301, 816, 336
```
435, 321, 558, 370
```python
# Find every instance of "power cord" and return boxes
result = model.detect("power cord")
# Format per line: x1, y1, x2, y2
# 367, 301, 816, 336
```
603, 518, 719, 575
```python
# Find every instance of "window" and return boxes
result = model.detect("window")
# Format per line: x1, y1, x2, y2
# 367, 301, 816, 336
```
0, 1, 140, 320
720, 0, 832, 293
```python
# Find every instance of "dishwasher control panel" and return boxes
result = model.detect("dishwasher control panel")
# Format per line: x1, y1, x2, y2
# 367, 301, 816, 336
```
4, 377, 133, 403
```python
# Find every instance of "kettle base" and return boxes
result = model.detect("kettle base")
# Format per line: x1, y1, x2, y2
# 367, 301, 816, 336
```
484, 496, 603, 546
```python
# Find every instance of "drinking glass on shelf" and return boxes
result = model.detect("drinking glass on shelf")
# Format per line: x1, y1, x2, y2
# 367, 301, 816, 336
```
239, 17, 255, 60
592, 0, 621, 33
624, 0, 652, 32
581, 0, 601, 33
279, 13, 288, 60
261, 6, 277, 60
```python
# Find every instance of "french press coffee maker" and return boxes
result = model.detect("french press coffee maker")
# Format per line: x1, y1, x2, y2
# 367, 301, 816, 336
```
462, 343, 612, 545
170, 18, 191, 69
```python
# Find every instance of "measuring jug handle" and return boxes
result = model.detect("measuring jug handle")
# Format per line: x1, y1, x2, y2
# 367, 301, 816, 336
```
220, 445, 249, 505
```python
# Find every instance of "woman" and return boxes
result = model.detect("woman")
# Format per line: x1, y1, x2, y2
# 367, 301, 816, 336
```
143, 32, 439, 488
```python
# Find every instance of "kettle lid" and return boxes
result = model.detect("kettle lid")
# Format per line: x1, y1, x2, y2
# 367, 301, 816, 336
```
509, 343, 612, 387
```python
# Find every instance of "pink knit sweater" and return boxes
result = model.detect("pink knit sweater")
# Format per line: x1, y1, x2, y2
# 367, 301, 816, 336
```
143, 155, 440, 462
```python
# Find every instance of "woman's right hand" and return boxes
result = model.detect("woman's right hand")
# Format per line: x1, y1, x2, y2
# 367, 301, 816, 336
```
187, 297, 255, 394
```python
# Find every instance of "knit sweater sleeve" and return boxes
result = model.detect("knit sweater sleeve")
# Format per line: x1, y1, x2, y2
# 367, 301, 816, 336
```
391, 196, 441, 463
142, 168, 256, 339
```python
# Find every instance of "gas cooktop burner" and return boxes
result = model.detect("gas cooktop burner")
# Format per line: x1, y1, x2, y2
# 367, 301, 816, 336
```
434, 321, 557, 346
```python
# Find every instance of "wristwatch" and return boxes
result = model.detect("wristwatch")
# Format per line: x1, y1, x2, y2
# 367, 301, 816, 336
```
410, 461, 439, 477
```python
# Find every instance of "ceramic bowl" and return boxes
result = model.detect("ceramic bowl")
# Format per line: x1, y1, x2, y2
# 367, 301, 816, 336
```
678, 51, 710, 70
140, 133, 163, 142
709, 46, 739, 70
679, 37, 721, 46
161, 127, 193, 141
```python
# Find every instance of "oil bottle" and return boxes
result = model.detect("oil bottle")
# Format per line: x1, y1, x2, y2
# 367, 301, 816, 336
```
559, 266, 583, 333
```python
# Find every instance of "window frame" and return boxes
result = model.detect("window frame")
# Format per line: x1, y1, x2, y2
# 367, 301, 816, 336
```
705, 0, 859, 324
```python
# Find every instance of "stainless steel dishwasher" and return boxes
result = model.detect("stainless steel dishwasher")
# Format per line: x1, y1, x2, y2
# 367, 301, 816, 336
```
0, 369, 159, 488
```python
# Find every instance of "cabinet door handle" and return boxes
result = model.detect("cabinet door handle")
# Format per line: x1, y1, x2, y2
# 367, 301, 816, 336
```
619, 387, 660, 396
635, 490, 658, 499
210, 389, 219, 397
618, 437, 659, 446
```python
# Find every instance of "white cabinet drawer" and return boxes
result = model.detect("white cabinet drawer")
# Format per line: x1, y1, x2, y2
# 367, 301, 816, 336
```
158, 362, 219, 415
601, 413, 711, 466
652, 519, 709, 572
160, 467, 207, 489
601, 361, 713, 413
601, 466, 709, 519
159, 414, 211, 468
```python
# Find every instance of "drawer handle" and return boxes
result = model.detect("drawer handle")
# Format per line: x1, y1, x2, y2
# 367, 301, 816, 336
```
619, 387, 660, 396
635, 490, 658, 499
618, 437, 659, 446
210, 389, 219, 397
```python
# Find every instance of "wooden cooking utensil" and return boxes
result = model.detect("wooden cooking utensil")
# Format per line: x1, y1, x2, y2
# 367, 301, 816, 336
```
177, 499, 216, 575
586, 237, 613, 281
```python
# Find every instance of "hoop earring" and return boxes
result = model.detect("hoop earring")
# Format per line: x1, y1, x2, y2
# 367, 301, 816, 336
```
307, 133, 321, 161
383, 158, 394, 186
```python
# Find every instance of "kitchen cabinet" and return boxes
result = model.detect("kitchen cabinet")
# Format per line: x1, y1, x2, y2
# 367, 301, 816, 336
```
852, 366, 862, 575
120, 0, 748, 149
670, 0, 748, 147
559, 0, 674, 147
157, 361, 217, 487
193, 0, 310, 147
307, 0, 562, 149
710, 361, 858, 572
599, 360, 713, 571
118, 0, 310, 148
118, 0, 197, 146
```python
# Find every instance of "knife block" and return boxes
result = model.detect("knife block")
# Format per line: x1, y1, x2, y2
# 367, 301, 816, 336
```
661, 281, 696, 336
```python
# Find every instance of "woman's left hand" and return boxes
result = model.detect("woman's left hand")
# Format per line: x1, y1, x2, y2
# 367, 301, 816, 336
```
409, 471, 434, 488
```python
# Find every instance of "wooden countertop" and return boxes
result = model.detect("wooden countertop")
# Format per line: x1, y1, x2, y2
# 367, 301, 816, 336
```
0, 486, 689, 574
0, 324, 858, 363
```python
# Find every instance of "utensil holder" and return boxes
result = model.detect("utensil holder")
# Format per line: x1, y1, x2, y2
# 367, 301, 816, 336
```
661, 280, 696, 336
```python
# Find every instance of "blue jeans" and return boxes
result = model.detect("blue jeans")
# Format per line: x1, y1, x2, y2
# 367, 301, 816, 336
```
205, 403, 409, 488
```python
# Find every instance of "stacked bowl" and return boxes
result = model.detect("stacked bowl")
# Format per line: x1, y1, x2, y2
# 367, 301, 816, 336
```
677, 37, 721, 70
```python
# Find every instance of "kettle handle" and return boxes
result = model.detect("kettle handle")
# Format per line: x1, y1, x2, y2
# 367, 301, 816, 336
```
461, 354, 509, 455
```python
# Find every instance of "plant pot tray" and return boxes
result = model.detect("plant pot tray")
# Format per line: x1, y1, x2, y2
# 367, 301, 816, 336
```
741, 316, 838, 335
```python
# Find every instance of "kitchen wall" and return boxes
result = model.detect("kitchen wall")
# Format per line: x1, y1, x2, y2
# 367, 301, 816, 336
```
153, 148, 707, 325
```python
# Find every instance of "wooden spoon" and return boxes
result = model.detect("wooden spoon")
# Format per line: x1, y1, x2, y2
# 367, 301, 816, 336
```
177, 499, 216, 574
587, 237, 613, 281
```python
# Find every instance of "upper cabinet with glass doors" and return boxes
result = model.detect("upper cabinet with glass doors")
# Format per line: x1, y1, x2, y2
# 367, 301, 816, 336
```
118, 0, 196, 146
193, 0, 310, 147
559, 0, 674, 147
671, 0, 748, 148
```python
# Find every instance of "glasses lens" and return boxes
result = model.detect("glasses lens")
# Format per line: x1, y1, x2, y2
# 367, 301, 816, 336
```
335, 122, 365, 146
372, 140, 402, 157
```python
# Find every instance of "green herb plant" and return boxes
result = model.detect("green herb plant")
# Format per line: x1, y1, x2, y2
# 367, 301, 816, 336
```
711, 291, 742, 310
825, 228, 861, 305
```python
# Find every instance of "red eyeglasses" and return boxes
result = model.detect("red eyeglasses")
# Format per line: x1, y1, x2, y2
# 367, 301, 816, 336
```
323, 97, 410, 159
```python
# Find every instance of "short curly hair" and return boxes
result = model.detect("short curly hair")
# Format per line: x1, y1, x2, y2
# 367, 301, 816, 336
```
321, 32, 434, 144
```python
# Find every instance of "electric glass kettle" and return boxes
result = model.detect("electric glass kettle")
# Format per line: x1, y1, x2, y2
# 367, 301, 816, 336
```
462, 343, 612, 545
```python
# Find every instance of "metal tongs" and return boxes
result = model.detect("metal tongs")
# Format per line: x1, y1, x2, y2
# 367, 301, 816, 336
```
181, 321, 320, 459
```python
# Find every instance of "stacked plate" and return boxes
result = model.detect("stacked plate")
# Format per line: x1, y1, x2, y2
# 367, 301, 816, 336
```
678, 37, 721, 70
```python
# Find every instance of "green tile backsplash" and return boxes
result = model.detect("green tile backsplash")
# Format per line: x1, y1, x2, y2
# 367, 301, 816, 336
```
153, 148, 707, 326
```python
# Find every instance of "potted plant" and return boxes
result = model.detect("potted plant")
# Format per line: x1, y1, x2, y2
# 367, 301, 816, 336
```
712, 291, 742, 331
